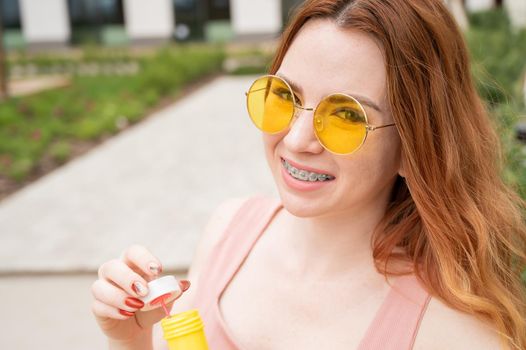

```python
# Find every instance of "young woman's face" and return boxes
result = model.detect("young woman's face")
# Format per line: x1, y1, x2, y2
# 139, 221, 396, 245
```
263, 18, 403, 218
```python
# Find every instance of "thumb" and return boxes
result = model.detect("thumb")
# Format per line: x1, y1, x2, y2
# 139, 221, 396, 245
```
134, 299, 176, 329
134, 280, 191, 329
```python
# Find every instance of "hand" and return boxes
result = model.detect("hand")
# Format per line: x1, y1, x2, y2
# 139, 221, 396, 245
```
91, 245, 191, 344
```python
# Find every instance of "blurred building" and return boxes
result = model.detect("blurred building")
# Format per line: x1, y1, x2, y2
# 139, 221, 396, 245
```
0, 0, 305, 50
465, 0, 499, 11
1, 0, 525, 50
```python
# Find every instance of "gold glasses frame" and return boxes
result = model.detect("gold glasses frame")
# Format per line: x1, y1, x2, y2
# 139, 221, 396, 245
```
244, 74, 397, 155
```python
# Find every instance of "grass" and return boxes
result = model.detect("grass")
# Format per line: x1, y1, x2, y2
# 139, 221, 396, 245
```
224, 47, 274, 75
0, 44, 225, 182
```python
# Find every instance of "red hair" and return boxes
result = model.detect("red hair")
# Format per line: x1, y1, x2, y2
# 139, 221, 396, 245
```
269, 1, 526, 348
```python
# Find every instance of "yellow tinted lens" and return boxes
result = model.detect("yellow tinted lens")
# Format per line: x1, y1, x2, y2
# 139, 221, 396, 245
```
246, 76, 295, 133
314, 94, 367, 154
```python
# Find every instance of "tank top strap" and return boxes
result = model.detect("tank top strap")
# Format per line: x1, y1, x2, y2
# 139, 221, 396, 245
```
358, 274, 432, 350
191, 195, 282, 314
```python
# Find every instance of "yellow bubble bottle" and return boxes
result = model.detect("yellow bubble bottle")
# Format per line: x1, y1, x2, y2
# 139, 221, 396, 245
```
139, 275, 210, 350
161, 309, 209, 350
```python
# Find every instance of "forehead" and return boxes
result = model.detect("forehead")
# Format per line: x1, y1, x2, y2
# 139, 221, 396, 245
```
278, 18, 387, 108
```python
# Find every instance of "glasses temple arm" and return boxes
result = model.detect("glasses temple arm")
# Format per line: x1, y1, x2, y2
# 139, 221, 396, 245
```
245, 87, 268, 96
367, 123, 396, 131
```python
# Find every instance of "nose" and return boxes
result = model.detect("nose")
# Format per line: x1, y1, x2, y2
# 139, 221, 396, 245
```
283, 105, 324, 154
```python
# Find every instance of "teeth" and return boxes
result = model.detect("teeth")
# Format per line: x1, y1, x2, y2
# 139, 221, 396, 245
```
281, 159, 334, 182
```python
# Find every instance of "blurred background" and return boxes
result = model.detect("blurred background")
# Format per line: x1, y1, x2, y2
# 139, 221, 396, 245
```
0, 0, 524, 349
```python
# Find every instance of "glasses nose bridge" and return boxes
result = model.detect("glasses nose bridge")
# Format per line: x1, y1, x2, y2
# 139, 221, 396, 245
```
293, 103, 315, 118
295, 104, 314, 111
287, 102, 319, 147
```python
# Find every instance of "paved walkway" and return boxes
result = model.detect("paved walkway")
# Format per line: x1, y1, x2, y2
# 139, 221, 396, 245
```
0, 75, 277, 349
0, 74, 277, 274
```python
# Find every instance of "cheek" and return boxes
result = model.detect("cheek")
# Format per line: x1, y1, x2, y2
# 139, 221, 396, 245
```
367, 138, 402, 189
337, 134, 401, 189
262, 132, 286, 157
381, 132, 402, 171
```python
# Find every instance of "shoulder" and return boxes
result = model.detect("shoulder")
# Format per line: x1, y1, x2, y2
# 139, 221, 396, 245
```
188, 196, 250, 280
153, 197, 249, 350
413, 295, 503, 350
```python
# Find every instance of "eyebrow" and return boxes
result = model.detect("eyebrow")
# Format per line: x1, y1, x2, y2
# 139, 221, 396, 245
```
275, 72, 383, 113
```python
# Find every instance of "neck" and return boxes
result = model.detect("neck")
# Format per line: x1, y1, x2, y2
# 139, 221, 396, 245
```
277, 196, 391, 283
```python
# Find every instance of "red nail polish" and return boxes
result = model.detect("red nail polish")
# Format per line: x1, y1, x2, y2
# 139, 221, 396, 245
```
148, 262, 161, 275
119, 309, 135, 317
180, 280, 191, 292
125, 297, 145, 309
131, 281, 147, 296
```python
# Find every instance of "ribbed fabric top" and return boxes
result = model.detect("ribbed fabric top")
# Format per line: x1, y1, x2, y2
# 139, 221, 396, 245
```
191, 195, 431, 350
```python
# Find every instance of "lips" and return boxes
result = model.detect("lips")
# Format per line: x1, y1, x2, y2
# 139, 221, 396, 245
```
280, 157, 335, 177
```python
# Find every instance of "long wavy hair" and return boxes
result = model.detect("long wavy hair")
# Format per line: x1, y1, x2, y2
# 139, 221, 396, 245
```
268, 0, 526, 348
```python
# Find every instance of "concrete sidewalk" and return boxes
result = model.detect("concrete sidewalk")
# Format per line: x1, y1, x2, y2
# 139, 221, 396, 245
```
0, 75, 278, 349
0, 74, 277, 273
0, 272, 185, 349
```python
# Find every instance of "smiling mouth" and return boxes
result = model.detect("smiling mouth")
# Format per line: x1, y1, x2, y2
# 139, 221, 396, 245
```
281, 158, 335, 182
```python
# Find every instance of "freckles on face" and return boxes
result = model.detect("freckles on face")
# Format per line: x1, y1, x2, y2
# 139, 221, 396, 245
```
279, 19, 388, 115
260, 18, 402, 216
263, 132, 285, 168
335, 126, 402, 195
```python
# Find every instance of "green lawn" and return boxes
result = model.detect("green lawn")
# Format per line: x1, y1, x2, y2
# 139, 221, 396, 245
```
0, 45, 225, 181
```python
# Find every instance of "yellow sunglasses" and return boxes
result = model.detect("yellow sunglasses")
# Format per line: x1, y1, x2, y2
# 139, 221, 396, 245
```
245, 74, 396, 155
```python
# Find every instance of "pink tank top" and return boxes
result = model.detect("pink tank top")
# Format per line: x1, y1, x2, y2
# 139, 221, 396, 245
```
191, 195, 431, 349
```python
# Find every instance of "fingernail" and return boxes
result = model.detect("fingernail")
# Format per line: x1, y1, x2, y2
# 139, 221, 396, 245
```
125, 297, 145, 309
180, 279, 191, 292
119, 309, 135, 317
148, 262, 161, 275
132, 281, 148, 296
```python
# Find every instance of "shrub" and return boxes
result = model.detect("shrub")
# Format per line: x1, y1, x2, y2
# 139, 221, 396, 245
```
0, 44, 225, 183
466, 9, 526, 199
49, 141, 71, 163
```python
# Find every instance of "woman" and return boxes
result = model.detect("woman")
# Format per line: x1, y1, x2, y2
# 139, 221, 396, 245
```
91, 0, 526, 349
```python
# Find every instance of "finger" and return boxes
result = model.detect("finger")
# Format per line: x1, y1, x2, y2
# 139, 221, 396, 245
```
98, 259, 149, 297
135, 298, 176, 329
120, 245, 163, 278
91, 279, 145, 313
91, 299, 133, 321
135, 279, 191, 328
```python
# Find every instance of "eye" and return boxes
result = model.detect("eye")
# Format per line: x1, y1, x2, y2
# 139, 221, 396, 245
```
272, 88, 294, 102
293, 93, 303, 106
332, 107, 365, 123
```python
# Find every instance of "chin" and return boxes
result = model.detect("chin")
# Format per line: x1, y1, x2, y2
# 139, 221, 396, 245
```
276, 189, 334, 218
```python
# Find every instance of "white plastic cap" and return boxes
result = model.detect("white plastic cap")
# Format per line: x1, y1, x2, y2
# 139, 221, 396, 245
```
139, 275, 182, 312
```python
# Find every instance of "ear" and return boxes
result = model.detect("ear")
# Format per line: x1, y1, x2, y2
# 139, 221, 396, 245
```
398, 165, 406, 178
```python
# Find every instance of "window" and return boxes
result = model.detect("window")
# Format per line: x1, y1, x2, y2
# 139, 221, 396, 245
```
68, 0, 124, 26
0, 0, 21, 29
208, 0, 230, 20
174, 0, 196, 10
